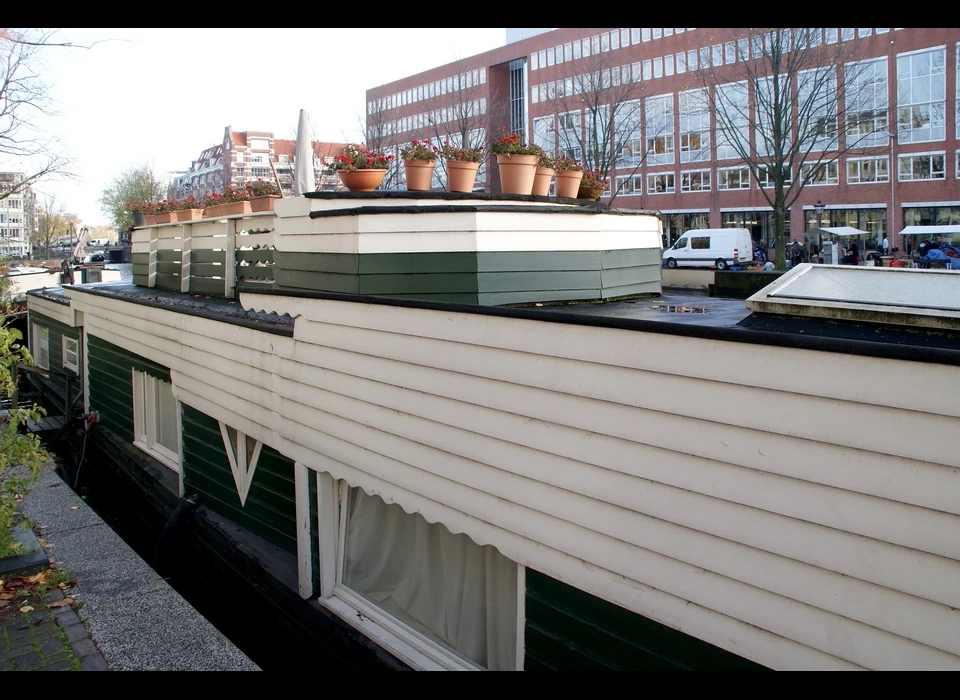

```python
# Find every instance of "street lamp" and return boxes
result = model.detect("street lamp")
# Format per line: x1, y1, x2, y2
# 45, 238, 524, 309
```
814, 200, 825, 260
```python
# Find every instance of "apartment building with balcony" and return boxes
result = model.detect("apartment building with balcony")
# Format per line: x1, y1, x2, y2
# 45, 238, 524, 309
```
366, 28, 960, 254
173, 126, 347, 201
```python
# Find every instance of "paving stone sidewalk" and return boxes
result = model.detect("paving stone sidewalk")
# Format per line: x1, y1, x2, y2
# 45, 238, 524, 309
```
1, 586, 108, 672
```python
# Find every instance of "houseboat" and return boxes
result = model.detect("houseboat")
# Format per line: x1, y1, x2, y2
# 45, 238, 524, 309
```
24, 192, 960, 671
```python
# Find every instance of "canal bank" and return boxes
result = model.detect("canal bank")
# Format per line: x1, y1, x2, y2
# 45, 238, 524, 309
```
14, 460, 259, 671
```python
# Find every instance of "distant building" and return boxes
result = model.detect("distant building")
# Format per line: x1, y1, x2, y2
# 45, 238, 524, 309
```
0, 173, 35, 258
173, 127, 347, 201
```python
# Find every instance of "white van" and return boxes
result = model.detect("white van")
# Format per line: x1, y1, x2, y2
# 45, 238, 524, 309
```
662, 228, 753, 270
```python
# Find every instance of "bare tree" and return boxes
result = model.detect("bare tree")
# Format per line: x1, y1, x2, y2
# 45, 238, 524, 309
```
535, 42, 661, 201
32, 195, 68, 259
98, 163, 168, 231
419, 58, 506, 191
360, 90, 403, 190
694, 28, 879, 268
0, 29, 83, 200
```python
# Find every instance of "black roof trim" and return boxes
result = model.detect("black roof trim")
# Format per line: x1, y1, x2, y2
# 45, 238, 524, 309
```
65, 285, 295, 337
241, 287, 960, 367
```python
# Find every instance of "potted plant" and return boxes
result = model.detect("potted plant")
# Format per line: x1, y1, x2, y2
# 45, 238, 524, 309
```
203, 186, 252, 219
491, 127, 540, 195
577, 167, 609, 201
175, 195, 203, 221
532, 148, 554, 197
328, 144, 394, 192
552, 156, 584, 199
126, 200, 148, 227
153, 199, 179, 224
400, 139, 440, 192
441, 142, 485, 193
245, 178, 282, 212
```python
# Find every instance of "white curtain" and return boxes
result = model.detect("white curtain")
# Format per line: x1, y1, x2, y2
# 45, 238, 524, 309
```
342, 487, 517, 670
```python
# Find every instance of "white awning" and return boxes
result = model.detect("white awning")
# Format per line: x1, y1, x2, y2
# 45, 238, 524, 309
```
899, 225, 960, 236
816, 226, 868, 237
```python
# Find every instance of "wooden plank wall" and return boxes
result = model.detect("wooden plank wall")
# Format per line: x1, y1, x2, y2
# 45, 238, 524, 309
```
68, 288, 960, 671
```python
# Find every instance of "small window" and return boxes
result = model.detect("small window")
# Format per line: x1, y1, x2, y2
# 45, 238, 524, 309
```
132, 370, 180, 472
691, 236, 711, 249
62, 337, 79, 373
32, 324, 49, 369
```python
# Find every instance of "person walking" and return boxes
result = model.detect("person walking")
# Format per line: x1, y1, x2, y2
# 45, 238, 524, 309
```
882, 235, 889, 256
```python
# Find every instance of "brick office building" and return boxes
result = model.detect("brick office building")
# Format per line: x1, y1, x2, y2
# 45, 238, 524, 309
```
366, 28, 960, 255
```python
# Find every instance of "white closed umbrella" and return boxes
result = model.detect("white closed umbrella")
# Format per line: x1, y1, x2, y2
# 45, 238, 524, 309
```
294, 109, 315, 196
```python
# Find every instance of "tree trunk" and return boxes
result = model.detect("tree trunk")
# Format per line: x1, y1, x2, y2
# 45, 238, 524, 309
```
774, 198, 788, 270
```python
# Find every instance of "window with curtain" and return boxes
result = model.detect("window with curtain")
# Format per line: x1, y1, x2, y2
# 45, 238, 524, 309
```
341, 487, 518, 670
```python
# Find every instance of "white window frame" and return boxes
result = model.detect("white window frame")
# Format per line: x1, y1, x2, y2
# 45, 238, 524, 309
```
897, 151, 946, 181
801, 161, 840, 186
846, 156, 890, 184
646, 172, 675, 194
645, 93, 675, 166
896, 46, 947, 145
680, 169, 711, 192
62, 336, 79, 373
717, 166, 751, 190
312, 478, 523, 672
132, 370, 180, 472
31, 323, 49, 369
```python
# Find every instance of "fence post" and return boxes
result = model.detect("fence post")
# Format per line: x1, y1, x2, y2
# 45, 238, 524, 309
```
180, 222, 192, 293
224, 217, 237, 299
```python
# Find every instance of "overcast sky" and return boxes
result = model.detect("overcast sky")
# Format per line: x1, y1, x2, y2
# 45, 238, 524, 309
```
18, 28, 506, 226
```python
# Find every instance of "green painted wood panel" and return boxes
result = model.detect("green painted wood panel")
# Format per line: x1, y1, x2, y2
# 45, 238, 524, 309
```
601, 265, 662, 288
132, 253, 150, 267
155, 273, 180, 291
190, 262, 226, 277
194, 250, 226, 264
309, 470, 320, 596
359, 252, 477, 275
371, 292, 481, 304
524, 569, 768, 671
275, 251, 359, 275
86, 335, 170, 443
477, 251, 599, 273
156, 262, 181, 275
189, 278, 226, 296
478, 271, 601, 294
358, 273, 480, 295
181, 404, 297, 554
275, 269, 359, 295
600, 281, 662, 298
600, 249, 663, 269
157, 250, 181, 263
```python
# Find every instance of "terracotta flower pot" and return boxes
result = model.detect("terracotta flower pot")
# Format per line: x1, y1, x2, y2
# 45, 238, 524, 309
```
496, 154, 538, 195
532, 167, 555, 197
555, 170, 584, 199
446, 160, 480, 193
203, 201, 252, 218
143, 214, 158, 226
249, 195, 280, 212
154, 212, 176, 224
176, 208, 203, 222
404, 159, 437, 192
338, 169, 387, 192
578, 183, 606, 200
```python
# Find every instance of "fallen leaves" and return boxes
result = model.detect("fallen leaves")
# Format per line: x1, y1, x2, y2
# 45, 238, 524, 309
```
69, 506, 79, 510
47, 598, 73, 609
19, 605, 33, 613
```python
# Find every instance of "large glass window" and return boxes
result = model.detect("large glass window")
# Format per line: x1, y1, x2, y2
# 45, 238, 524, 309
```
662, 212, 710, 248
646, 172, 675, 194
717, 166, 750, 190
679, 89, 710, 163
847, 156, 889, 183
801, 161, 839, 185
680, 169, 711, 192
615, 100, 642, 168
341, 487, 517, 670
723, 210, 790, 249
798, 67, 838, 152
715, 81, 749, 161
898, 152, 945, 181
845, 58, 889, 148
897, 47, 946, 144
644, 94, 674, 166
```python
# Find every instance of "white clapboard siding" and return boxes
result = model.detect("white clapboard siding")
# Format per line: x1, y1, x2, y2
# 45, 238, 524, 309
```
28, 295, 76, 327
67, 289, 960, 669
